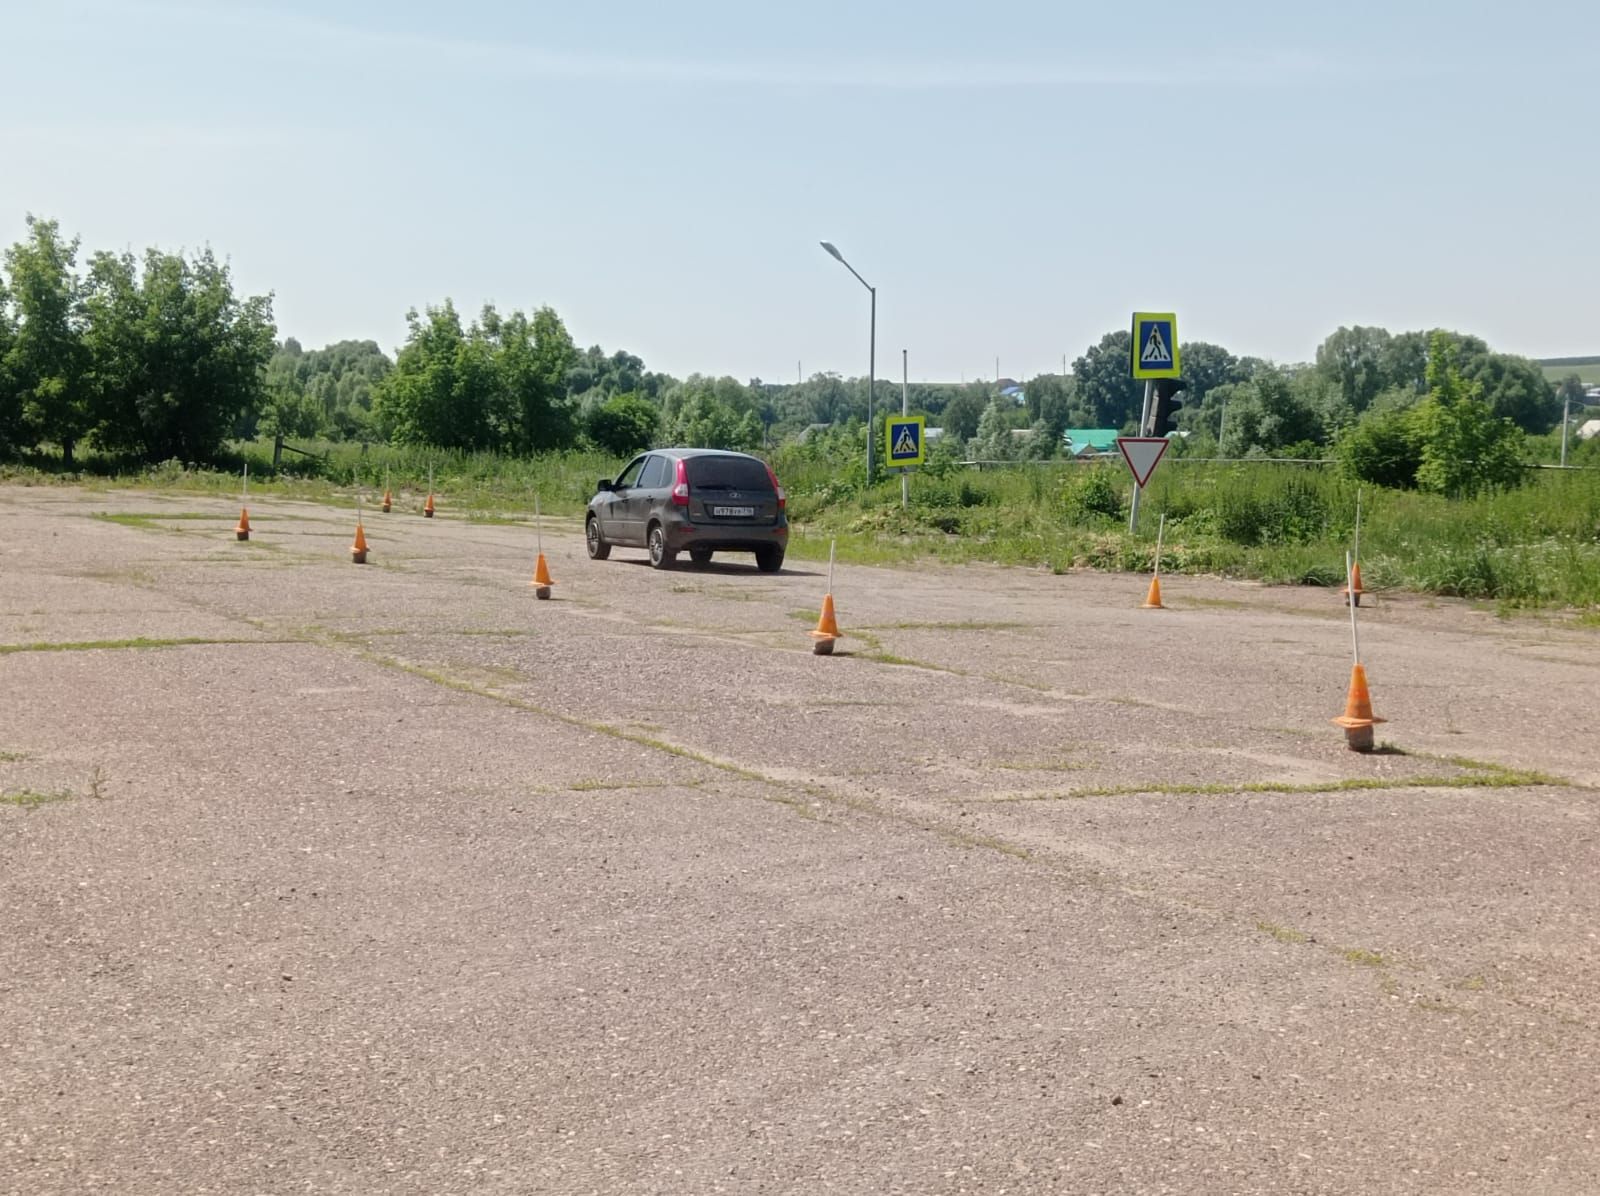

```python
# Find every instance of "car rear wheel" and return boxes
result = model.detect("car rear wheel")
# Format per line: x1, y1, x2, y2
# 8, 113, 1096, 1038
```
755, 545, 784, 573
648, 523, 676, 569
688, 548, 713, 567
586, 515, 610, 560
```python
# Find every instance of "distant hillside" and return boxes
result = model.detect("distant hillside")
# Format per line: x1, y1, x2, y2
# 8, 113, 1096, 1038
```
1538, 356, 1600, 385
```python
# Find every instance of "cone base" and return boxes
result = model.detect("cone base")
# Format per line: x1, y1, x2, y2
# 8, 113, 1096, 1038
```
811, 637, 836, 656
1342, 724, 1376, 753
351, 549, 368, 564
423, 510, 434, 518
235, 530, 249, 541
1331, 714, 1386, 729
381, 503, 391, 514
1341, 589, 1364, 607
534, 585, 552, 600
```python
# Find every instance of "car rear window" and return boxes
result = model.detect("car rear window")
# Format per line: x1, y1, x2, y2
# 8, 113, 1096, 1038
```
687, 456, 772, 491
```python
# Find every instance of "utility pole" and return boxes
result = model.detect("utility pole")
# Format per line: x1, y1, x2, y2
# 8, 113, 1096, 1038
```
1561, 391, 1572, 467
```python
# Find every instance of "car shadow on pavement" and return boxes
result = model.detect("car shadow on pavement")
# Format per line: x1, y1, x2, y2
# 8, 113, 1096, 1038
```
613, 558, 821, 578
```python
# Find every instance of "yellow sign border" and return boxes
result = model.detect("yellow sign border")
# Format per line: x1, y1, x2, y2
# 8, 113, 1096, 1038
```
1131, 312, 1181, 379
885, 415, 927, 467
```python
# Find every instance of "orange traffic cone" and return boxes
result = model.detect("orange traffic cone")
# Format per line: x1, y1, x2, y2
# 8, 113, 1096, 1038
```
382, 488, 392, 513
235, 507, 251, 541
1341, 561, 1366, 607
1331, 662, 1385, 752
810, 593, 841, 656
423, 492, 435, 518
530, 552, 555, 600
1142, 575, 1164, 609
351, 519, 369, 565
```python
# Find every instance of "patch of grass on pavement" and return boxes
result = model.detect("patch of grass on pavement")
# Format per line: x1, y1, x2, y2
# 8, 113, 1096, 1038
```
0, 636, 263, 655
1341, 947, 1387, 967
1256, 921, 1310, 945
988, 758, 1570, 803
1, 788, 72, 809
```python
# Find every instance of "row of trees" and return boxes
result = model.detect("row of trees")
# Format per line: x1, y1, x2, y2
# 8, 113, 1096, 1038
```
1, 216, 1578, 497
0, 217, 274, 463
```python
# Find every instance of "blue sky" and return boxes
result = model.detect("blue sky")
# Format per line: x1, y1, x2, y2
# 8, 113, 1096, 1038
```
3, 1, 1594, 381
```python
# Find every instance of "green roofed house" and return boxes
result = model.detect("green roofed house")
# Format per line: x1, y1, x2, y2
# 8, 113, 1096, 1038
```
1062, 429, 1120, 457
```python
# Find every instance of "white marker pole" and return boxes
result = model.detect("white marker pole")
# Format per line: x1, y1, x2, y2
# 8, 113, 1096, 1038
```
535, 492, 543, 556
1353, 487, 1363, 564
1154, 513, 1166, 579
1346, 550, 1361, 667
242, 461, 248, 501
828, 538, 836, 596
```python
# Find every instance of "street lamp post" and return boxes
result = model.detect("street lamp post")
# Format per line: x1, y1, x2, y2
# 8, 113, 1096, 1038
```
820, 241, 876, 481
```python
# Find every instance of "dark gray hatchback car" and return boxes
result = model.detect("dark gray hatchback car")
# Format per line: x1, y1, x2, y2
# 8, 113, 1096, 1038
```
585, 448, 789, 572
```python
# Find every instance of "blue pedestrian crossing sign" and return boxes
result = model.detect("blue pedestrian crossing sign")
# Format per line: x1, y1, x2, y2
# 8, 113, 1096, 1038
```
1131, 312, 1181, 380
886, 415, 926, 467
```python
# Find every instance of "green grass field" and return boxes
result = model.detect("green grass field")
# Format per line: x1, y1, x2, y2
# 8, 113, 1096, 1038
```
7, 439, 1600, 612
1540, 360, 1600, 385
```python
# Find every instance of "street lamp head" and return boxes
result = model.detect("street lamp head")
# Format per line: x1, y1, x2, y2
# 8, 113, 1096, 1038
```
819, 241, 844, 263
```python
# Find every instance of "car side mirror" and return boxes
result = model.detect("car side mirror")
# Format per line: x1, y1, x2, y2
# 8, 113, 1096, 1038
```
597, 479, 613, 492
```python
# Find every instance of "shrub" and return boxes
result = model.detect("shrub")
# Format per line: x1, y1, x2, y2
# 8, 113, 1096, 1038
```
1063, 467, 1123, 521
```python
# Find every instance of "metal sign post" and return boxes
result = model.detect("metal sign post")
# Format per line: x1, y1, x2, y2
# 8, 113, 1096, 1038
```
902, 350, 915, 508
1128, 379, 1154, 533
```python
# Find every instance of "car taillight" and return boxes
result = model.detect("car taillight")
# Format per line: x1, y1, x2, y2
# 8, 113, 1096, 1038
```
764, 464, 786, 510
671, 458, 690, 506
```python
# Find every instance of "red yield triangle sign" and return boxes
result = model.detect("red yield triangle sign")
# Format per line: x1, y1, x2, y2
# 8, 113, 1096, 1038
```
1117, 437, 1169, 488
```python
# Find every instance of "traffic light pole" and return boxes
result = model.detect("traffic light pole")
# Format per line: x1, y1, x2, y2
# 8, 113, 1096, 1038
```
1128, 379, 1154, 534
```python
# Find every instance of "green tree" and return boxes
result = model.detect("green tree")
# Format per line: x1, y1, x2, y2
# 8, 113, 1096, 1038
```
1315, 325, 1393, 413
586, 392, 659, 456
663, 391, 759, 450
1412, 333, 1526, 497
0, 274, 19, 453
263, 338, 391, 441
1022, 373, 1078, 441
1214, 368, 1327, 457
936, 386, 987, 444
487, 305, 580, 454
4, 217, 90, 463
373, 302, 492, 449
971, 395, 1028, 459
83, 245, 275, 462
1178, 341, 1252, 406
1457, 349, 1557, 435
1379, 331, 1430, 395
1071, 331, 1144, 429
1336, 407, 1421, 490
260, 375, 324, 440
1557, 374, 1587, 414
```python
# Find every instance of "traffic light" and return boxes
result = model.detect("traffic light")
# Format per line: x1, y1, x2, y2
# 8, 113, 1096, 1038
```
1149, 378, 1186, 435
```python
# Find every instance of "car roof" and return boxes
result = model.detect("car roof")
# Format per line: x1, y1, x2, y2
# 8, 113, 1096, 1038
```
647, 447, 764, 462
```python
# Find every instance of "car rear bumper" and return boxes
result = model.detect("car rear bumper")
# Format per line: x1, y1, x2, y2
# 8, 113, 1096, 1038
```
663, 513, 787, 552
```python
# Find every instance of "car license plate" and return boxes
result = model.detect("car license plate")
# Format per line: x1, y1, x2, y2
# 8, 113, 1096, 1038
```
712, 505, 755, 517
